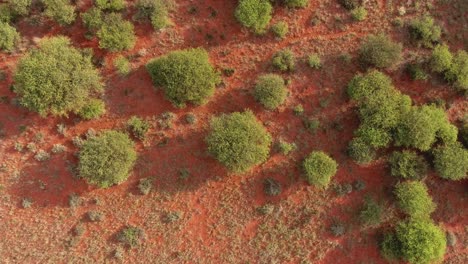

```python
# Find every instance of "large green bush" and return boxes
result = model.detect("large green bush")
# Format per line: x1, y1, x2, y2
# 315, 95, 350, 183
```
0, 4, 13, 23
97, 13, 136, 51
43, 0, 76, 25
95, 0, 125, 11
433, 142, 468, 180
235, 0, 272, 34
409, 16, 441, 48
146, 48, 220, 107
395, 219, 446, 264
394, 181, 436, 218
254, 74, 287, 110
389, 151, 428, 180
303, 151, 338, 188
347, 70, 393, 101
78, 130, 137, 188
0, 22, 20, 51
359, 34, 402, 68
14, 36, 103, 116
206, 111, 272, 173
395, 105, 458, 151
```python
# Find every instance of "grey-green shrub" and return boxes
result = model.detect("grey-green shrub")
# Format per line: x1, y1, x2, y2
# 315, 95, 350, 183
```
254, 74, 287, 110
81, 7, 103, 30
127, 116, 150, 140
0, 22, 20, 51
271, 21, 288, 39
43, 0, 76, 25
359, 34, 402, 68
433, 142, 468, 180
206, 110, 272, 173
394, 181, 436, 218
409, 16, 441, 48
78, 130, 137, 188
97, 13, 136, 51
235, 0, 272, 34
78, 99, 105, 120
303, 151, 337, 188
272, 49, 295, 71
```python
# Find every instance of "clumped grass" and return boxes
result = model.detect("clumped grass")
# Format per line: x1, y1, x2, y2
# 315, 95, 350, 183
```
277, 140, 296, 155
87, 211, 104, 222
127, 116, 150, 140
34, 150, 50, 161
117, 226, 145, 247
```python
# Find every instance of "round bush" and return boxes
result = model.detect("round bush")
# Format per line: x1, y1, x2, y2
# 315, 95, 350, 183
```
43, 0, 76, 25
254, 74, 287, 110
235, 0, 272, 34
347, 70, 393, 101
271, 21, 288, 39
394, 181, 436, 218
14, 36, 103, 116
348, 137, 376, 164
146, 48, 220, 107
97, 13, 136, 51
351, 7, 367, 21
307, 53, 321, 69
396, 219, 446, 264
433, 142, 468, 180
359, 33, 402, 69
430, 44, 453, 73
206, 110, 272, 173
78, 130, 137, 188
284, 0, 308, 8
272, 49, 295, 71
81, 7, 103, 30
389, 150, 428, 180
446, 50, 468, 91
409, 16, 441, 48
95, 0, 125, 11
0, 22, 20, 51
303, 151, 338, 188
78, 99, 105, 120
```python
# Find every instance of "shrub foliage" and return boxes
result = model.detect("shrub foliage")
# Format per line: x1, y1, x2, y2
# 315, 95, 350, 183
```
272, 49, 295, 71
433, 142, 468, 180
97, 13, 136, 51
43, 0, 76, 25
409, 16, 441, 48
389, 151, 428, 180
394, 181, 436, 218
254, 74, 287, 110
303, 151, 338, 188
235, 0, 272, 34
0, 22, 20, 51
359, 34, 402, 68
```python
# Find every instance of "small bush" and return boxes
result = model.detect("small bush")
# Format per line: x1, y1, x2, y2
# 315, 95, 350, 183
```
394, 181, 436, 218
339, 0, 360, 10
87, 211, 104, 222
303, 151, 338, 188
43, 0, 76, 25
446, 50, 468, 91
430, 44, 453, 73
396, 219, 446, 264
78, 130, 137, 188
433, 142, 468, 180
277, 140, 296, 155
114, 55, 131, 76
97, 13, 136, 52
0, 22, 20, 52
354, 125, 391, 148
272, 49, 295, 71
263, 178, 281, 196
409, 16, 441, 48
303, 117, 320, 134
407, 63, 428, 81
307, 53, 321, 69
135, 0, 174, 30
81, 7, 103, 31
95, 0, 125, 11
235, 0, 272, 34
351, 7, 367, 21
146, 48, 220, 107
359, 33, 402, 69
389, 151, 428, 180
348, 137, 376, 164
127, 116, 150, 140
283, 0, 308, 8
78, 99, 105, 120
206, 110, 272, 173
14, 36, 103, 117
138, 177, 153, 195
51, 144, 66, 154
254, 74, 287, 110
117, 226, 144, 247
271, 21, 288, 39
293, 104, 304, 115
34, 150, 50, 161
359, 196, 382, 226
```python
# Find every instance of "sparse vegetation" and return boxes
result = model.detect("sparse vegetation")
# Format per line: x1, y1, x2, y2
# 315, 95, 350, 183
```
409, 16, 441, 48
271, 21, 288, 39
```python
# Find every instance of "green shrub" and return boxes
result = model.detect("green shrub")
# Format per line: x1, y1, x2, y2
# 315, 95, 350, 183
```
0, 22, 20, 52
430, 44, 453, 73
235, 0, 272, 34
433, 142, 468, 180
206, 110, 272, 173
277, 140, 296, 155
339, 0, 360, 10
394, 181, 436, 218
127, 116, 150, 140
446, 50, 468, 91
380, 232, 402, 261
461, 118, 468, 147
395, 105, 458, 151
409, 16, 441, 48
348, 137, 376, 164
254, 74, 287, 110
114, 55, 131, 76
359, 196, 382, 226
354, 125, 391, 148
396, 219, 446, 264
407, 63, 428, 81
351, 7, 367, 21
78, 130, 137, 188
271, 21, 288, 39
97, 13, 136, 51
146, 48, 220, 107
389, 151, 428, 180
307, 53, 321, 69
14, 36, 103, 116
117, 226, 144, 247
135, 0, 173, 30
95, 0, 125, 11
283, 0, 308, 8
359, 33, 402, 68
81, 7, 103, 30
8, 0, 31, 16
303, 151, 338, 188
43, 0, 76, 25
78, 99, 105, 120
0, 4, 13, 23
272, 49, 295, 71
347, 70, 393, 101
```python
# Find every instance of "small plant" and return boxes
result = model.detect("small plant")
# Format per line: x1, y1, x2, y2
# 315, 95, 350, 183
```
87, 211, 104, 222
138, 177, 153, 195
127, 116, 150, 140
114, 55, 131, 76
263, 178, 281, 196
433, 142, 468, 181
56, 123, 67, 135
359, 33, 402, 69
394, 181, 436, 218
272, 49, 295, 72
254, 74, 287, 110
303, 117, 320, 134
293, 104, 304, 115
271, 21, 288, 39
117, 226, 144, 247
409, 15, 441, 48
78, 99, 106, 120
389, 151, 428, 180
277, 140, 296, 155
235, 0, 272, 34
22, 197, 32, 208
303, 151, 338, 188
351, 7, 367, 21
52, 144, 66, 154
178, 168, 190, 180
0, 22, 20, 52
68, 193, 82, 208
256, 203, 274, 215
34, 150, 50, 162
185, 113, 197, 124
307, 53, 321, 69
97, 13, 136, 52
359, 196, 382, 226
330, 221, 346, 236
26, 142, 37, 152
163, 211, 182, 223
